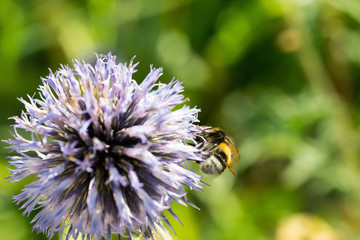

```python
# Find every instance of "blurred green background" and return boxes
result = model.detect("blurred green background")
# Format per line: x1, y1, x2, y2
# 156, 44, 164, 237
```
1, 0, 360, 239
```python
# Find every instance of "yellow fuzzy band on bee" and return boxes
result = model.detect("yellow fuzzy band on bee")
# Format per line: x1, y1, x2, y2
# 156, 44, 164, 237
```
218, 143, 231, 163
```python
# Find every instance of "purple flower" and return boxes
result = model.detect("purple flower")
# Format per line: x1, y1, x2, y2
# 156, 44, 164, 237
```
5, 53, 204, 239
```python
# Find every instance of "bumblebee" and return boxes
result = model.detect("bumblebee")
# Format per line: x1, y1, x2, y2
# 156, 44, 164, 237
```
195, 127, 240, 176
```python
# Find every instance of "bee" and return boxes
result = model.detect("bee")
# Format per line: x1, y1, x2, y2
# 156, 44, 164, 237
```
195, 127, 240, 176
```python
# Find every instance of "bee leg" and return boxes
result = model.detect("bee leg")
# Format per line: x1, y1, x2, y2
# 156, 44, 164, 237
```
228, 161, 237, 176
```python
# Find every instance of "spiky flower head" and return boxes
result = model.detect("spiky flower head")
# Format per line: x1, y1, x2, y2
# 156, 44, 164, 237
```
5, 53, 204, 239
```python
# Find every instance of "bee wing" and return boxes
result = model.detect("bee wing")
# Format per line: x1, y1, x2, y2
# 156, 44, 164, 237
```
224, 138, 239, 176
230, 145, 240, 163
225, 137, 240, 162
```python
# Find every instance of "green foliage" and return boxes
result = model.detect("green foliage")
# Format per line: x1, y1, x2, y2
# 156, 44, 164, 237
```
2, 0, 360, 239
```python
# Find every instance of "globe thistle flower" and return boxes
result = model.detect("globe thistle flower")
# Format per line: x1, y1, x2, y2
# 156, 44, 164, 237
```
5, 53, 204, 239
